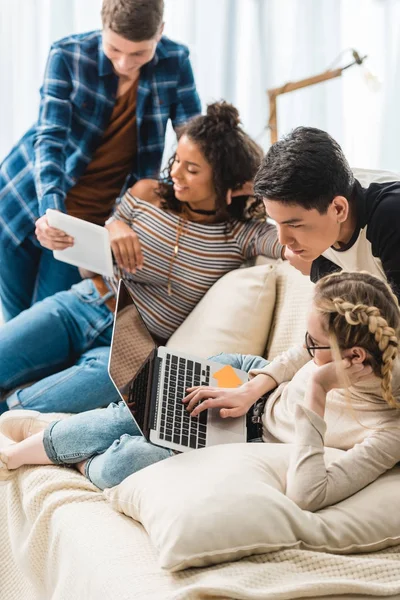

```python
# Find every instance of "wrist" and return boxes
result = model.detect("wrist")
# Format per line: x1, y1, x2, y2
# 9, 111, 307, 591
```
105, 216, 116, 228
242, 374, 277, 405
311, 371, 332, 394
304, 379, 327, 418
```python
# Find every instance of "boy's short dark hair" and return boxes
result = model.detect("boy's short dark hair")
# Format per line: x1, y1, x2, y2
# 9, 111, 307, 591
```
101, 0, 164, 42
254, 127, 355, 213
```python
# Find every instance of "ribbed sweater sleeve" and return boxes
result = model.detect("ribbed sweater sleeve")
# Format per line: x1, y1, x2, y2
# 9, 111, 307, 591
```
286, 404, 400, 511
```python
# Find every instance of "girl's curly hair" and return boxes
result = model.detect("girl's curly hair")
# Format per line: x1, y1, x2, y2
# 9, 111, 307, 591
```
158, 101, 265, 222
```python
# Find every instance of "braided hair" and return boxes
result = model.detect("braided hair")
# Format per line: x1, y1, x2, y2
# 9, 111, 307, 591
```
314, 272, 400, 408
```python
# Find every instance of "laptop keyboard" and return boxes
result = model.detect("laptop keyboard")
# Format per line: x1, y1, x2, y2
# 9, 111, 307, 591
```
126, 361, 150, 428
158, 354, 210, 449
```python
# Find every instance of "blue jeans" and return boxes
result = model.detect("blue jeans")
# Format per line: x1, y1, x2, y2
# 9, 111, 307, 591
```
0, 278, 120, 413
44, 402, 173, 490
42, 352, 269, 490
211, 353, 269, 372
0, 234, 81, 322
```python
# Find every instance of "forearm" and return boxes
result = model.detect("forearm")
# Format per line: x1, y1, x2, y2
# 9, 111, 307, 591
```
249, 345, 311, 387
259, 223, 284, 260
34, 47, 73, 215
286, 404, 400, 511
303, 380, 327, 418
34, 142, 68, 215
242, 373, 277, 402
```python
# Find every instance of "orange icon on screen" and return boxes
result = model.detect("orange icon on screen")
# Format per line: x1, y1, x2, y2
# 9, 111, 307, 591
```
212, 365, 242, 388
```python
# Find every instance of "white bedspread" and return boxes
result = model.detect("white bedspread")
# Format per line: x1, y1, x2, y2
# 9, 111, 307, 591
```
1, 461, 400, 600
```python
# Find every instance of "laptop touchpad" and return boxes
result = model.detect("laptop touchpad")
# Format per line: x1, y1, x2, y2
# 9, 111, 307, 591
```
208, 408, 244, 435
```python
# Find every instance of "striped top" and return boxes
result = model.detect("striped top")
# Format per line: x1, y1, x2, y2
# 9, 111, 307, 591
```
105, 193, 282, 340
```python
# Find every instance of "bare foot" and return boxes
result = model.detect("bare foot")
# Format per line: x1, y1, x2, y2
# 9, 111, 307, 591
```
75, 460, 88, 476
0, 448, 18, 482
1, 445, 19, 470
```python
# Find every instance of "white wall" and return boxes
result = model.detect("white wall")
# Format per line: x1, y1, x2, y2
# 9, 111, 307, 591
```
1, 0, 400, 170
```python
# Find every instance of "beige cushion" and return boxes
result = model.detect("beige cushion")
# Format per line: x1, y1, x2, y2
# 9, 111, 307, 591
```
105, 442, 400, 571
166, 264, 276, 357
264, 261, 315, 359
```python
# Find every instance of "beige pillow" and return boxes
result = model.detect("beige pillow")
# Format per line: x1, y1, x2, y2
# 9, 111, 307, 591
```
166, 264, 276, 358
265, 261, 314, 359
105, 442, 400, 572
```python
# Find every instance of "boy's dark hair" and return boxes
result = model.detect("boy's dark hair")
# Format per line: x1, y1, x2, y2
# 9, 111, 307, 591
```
101, 0, 164, 42
159, 101, 265, 223
254, 127, 355, 214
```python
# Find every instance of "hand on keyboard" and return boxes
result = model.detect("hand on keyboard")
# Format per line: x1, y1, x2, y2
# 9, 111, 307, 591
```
183, 384, 258, 419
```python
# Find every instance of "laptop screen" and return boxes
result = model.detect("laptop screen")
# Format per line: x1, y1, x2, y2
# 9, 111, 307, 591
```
108, 280, 156, 403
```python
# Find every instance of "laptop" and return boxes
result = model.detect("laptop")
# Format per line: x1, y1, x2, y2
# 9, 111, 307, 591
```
108, 280, 248, 453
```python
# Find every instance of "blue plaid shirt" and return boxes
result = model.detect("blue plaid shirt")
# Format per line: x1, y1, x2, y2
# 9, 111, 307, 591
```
0, 31, 201, 246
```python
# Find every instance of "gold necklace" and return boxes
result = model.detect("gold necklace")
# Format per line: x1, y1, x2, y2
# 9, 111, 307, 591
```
167, 217, 188, 296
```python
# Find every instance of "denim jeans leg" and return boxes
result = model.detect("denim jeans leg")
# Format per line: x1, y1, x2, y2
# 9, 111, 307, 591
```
85, 435, 173, 490
0, 235, 81, 322
43, 401, 140, 465
33, 246, 81, 304
208, 353, 270, 372
0, 280, 114, 410
42, 401, 172, 490
0, 235, 41, 321
7, 346, 120, 413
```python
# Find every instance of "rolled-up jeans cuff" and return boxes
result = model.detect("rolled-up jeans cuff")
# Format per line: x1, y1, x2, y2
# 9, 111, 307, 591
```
84, 455, 97, 483
42, 420, 64, 465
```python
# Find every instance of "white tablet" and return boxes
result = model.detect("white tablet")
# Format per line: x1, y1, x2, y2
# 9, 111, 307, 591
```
46, 209, 114, 277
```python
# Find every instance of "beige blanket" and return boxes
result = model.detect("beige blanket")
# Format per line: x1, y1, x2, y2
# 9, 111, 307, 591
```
1, 461, 400, 600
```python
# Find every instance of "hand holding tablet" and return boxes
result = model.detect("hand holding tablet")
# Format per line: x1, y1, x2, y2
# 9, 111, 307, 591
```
46, 209, 114, 277
35, 213, 75, 250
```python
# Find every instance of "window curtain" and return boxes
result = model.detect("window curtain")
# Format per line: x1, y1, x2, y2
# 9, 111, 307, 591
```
1, 0, 399, 171
0, 0, 102, 159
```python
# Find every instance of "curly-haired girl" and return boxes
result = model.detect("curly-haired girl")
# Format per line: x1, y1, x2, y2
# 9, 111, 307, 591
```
0, 101, 282, 415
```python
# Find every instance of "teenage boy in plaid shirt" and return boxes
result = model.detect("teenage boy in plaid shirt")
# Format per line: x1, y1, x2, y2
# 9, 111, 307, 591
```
0, 0, 201, 321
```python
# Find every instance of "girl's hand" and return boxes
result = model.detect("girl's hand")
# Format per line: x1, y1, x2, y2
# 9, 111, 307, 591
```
305, 359, 373, 418
183, 385, 258, 419
226, 181, 254, 204
312, 358, 373, 394
106, 220, 144, 273
35, 214, 74, 250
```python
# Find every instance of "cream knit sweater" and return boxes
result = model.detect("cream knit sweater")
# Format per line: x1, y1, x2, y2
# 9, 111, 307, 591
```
250, 345, 400, 512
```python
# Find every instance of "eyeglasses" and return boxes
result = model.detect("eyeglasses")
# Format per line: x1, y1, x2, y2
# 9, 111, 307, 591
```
304, 332, 331, 358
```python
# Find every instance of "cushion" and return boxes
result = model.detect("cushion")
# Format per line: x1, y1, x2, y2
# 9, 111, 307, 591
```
105, 442, 400, 572
166, 264, 276, 358
264, 260, 315, 359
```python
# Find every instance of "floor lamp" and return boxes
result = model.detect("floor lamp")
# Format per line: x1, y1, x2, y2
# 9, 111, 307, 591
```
267, 50, 367, 144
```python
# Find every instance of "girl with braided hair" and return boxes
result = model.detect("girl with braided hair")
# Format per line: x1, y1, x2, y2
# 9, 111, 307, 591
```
181, 270, 400, 511
1, 271, 400, 501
